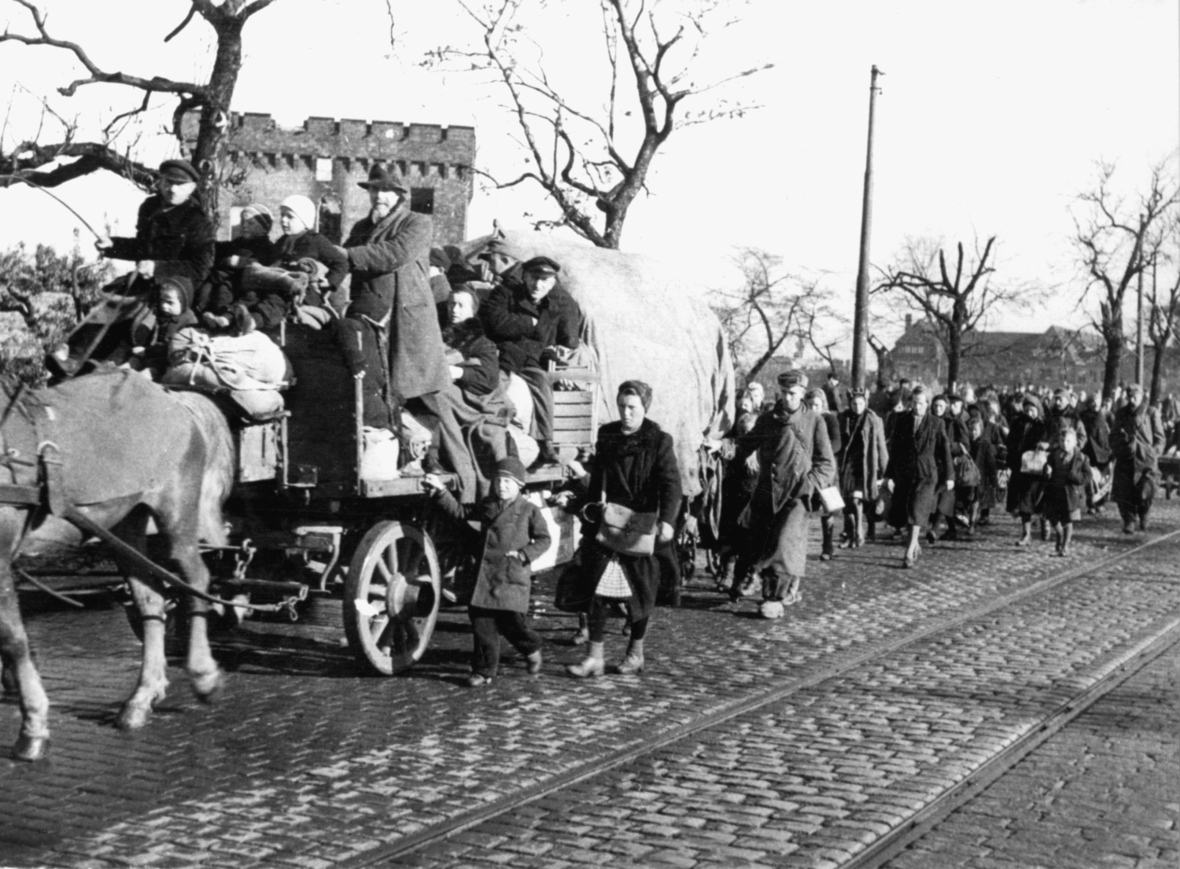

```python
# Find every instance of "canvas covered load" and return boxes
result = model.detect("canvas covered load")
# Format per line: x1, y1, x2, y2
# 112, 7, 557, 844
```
465, 231, 735, 498
163, 327, 289, 418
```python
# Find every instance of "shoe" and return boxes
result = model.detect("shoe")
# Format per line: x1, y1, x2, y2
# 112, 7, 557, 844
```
925, 530, 937, 545
759, 600, 785, 619
570, 627, 589, 646
1015, 536, 1031, 547
566, 656, 605, 678
466, 673, 492, 687
526, 650, 543, 675
820, 550, 833, 562
526, 447, 561, 474
231, 304, 256, 336
614, 652, 645, 675
1122, 523, 1135, 535
940, 528, 958, 542
1138, 517, 1149, 531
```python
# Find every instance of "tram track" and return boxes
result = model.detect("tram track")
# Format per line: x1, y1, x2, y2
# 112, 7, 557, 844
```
342, 528, 1180, 868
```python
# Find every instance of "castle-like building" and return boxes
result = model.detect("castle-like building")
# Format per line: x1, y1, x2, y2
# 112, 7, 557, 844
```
183, 112, 475, 245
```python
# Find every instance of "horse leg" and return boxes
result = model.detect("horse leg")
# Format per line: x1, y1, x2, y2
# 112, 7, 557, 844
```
171, 539, 223, 703
112, 511, 170, 731
0, 520, 51, 760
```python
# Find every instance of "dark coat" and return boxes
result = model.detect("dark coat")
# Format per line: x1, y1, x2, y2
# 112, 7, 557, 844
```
442, 318, 500, 398
1110, 402, 1165, 505
344, 205, 450, 400
837, 408, 888, 501
108, 195, 215, 286
1080, 408, 1112, 467
565, 418, 681, 623
885, 411, 952, 528
962, 434, 999, 510
1006, 408, 1048, 514
275, 230, 350, 307
748, 404, 837, 516
1046, 407, 1088, 452
128, 279, 198, 370
1043, 447, 1090, 522
481, 282, 582, 373
434, 490, 550, 613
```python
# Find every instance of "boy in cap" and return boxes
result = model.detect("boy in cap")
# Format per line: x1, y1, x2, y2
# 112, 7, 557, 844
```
482, 255, 584, 471
423, 457, 550, 686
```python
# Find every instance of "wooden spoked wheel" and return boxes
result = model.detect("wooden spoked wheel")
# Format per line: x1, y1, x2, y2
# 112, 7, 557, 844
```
343, 521, 442, 675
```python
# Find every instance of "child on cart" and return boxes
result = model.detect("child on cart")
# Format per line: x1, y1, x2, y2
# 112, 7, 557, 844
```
1043, 427, 1091, 557
422, 457, 550, 686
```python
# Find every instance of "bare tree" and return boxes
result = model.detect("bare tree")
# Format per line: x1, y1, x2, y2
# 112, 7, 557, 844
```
711, 248, 833, 383
1072, 160, 1179, 399
1145, 210, 1180, 403
425, 0, 772, 249
873, 234, 1034, 393
0, 0, 279, 217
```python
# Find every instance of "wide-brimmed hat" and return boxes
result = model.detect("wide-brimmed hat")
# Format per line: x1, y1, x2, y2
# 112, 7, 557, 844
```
358, 164, 409, 193
159, 159, 199, 184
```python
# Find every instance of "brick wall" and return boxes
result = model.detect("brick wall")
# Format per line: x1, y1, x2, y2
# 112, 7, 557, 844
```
185, 113, 475, 246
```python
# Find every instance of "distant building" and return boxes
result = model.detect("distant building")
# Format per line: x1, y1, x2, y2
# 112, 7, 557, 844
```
889, 315, 1176, 394
183, 112, 475, 245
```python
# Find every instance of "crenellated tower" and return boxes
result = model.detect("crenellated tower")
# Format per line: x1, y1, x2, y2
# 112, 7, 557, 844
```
183, 112, 475, 245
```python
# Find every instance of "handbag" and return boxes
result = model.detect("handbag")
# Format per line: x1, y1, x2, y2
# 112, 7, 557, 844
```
1020, 448, 1048, 475
954, 454, 982, 488
595, 502, 658, 557
818, 485, 845, 514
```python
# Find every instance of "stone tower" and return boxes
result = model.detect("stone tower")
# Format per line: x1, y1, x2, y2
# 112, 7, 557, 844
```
184, 112, 475, 245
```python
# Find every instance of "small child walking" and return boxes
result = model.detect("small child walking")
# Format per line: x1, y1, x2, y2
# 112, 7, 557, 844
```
1043, 427, 1091, 556
424, 457, 550, 686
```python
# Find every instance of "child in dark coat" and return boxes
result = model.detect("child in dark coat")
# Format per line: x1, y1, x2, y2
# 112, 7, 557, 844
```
272, 195, 349, 312
128, 275, 198, 380
423, 457, 551, 686
1043, 427, 1091, 556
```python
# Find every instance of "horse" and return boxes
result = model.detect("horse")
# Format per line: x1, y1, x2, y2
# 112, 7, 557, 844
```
0, 369, 234, 761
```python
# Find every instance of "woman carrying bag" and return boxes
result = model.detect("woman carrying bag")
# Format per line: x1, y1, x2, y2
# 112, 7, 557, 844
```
556, 380, 682, 678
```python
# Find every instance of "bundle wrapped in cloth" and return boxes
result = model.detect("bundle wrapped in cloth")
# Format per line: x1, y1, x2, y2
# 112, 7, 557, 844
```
163, 327, 289, 418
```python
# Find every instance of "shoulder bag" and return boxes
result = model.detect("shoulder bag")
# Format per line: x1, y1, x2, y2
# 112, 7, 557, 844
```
583, 477, 658, 557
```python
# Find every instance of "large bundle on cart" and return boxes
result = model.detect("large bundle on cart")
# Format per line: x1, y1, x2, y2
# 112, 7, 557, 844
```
462, 231, 735, 498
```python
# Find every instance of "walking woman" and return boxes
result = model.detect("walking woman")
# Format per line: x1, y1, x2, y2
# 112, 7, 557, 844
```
1006, 394, 1049, 546
562, 381, 682, 677
805, 388, 842, 560
883, 385, 953, 568
1110, 383, 1166, 533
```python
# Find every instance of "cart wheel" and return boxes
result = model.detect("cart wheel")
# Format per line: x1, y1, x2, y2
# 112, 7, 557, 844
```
343, 521, 442, 675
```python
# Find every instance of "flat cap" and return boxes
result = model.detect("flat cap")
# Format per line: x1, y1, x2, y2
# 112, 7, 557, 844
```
159, 159, 199, 184
521, 255, 561, 275
777, 369, 808, 389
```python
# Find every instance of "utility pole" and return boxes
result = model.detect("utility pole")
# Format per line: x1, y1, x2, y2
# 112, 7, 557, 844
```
851, 65, 883, 392
1136, 212, 1145, 386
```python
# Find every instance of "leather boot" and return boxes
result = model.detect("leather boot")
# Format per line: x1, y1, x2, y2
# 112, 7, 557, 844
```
820, 516, 835, 561
567, 641, 605, 678
614, 639, 644, 675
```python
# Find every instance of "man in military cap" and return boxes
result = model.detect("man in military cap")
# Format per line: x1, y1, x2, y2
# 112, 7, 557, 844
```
481, 255, 583, 471
735, 369, 836, 618
51, 158, 216, 375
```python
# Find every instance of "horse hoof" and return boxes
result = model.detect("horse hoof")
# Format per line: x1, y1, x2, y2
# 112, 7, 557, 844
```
12, 734, 49, 762
192, 669, 223, 704
116, 704, 151, 731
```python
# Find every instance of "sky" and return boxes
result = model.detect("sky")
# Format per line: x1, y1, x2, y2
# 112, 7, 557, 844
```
0, 0, 1176, 357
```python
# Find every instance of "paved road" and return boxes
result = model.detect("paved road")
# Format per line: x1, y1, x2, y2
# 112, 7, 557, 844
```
0, 500, 1176, 868
883, 646, 1179, 869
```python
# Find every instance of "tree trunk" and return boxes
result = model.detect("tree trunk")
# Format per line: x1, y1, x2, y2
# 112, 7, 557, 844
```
191, 18, 245, 221
1102, 334, 1123, 399
1149, 340, 1165, 404
946, 328, 961, 395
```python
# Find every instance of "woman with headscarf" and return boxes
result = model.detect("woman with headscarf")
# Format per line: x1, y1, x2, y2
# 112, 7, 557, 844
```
559, 380, 681, 678
1006, 393, 1050, 546
883, 385, 953, 568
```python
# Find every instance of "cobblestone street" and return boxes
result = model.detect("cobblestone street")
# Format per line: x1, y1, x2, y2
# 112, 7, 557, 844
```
1, 500, 1177, 869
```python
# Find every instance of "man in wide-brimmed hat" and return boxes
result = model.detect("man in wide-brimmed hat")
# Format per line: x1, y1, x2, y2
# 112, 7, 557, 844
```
341, 163, 474, 490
